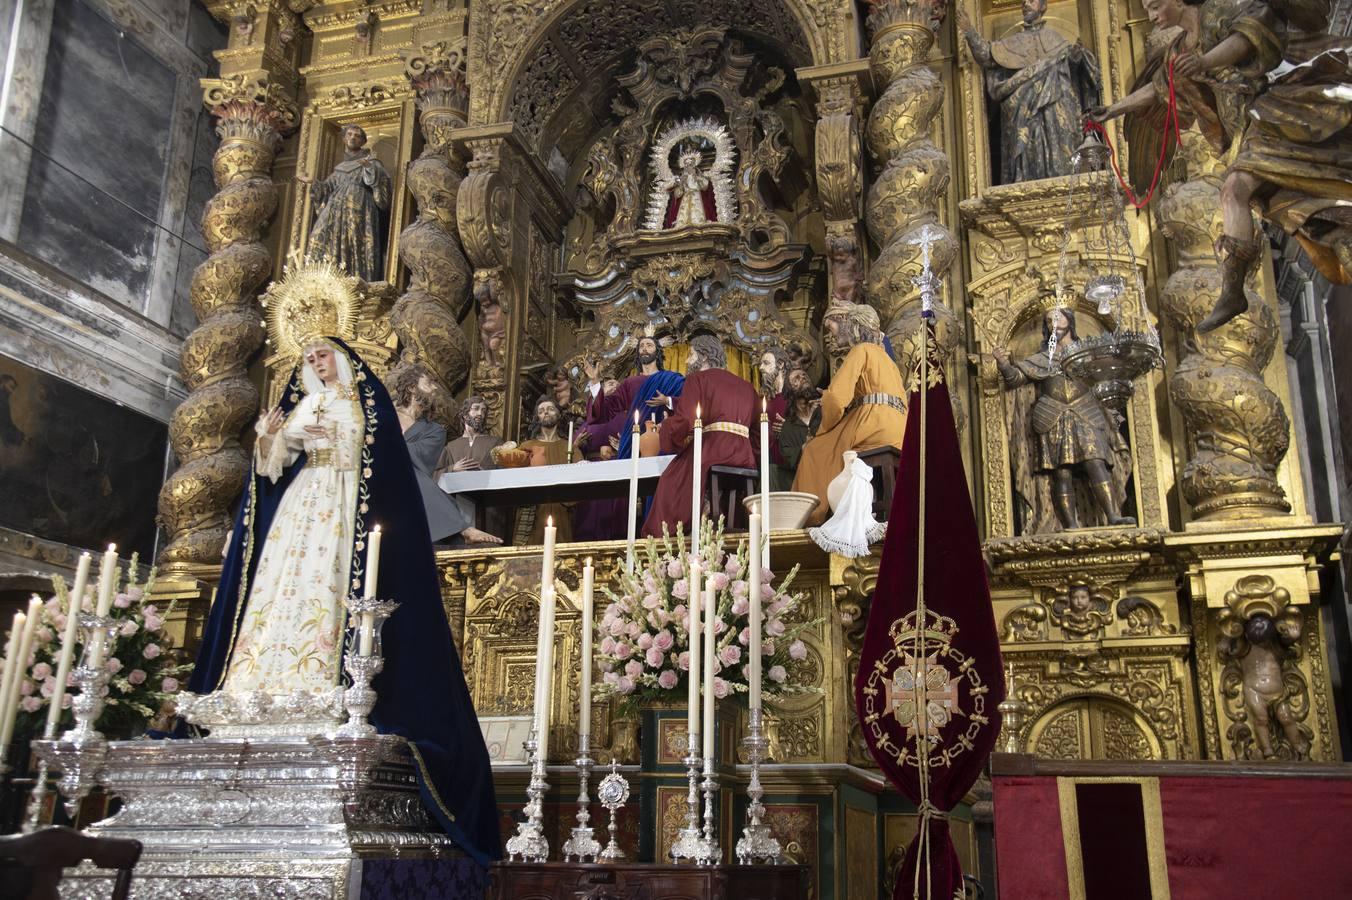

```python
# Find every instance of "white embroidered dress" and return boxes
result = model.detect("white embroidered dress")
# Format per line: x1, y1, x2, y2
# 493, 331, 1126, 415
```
220, 357, 363, 704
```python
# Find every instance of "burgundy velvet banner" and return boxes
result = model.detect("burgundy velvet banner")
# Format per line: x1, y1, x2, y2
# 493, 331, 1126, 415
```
993, 772, 1352, 899
854, 380, 1005, 899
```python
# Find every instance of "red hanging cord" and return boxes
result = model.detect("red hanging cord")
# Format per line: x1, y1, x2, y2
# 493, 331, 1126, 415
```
1084, 55, 1183, 210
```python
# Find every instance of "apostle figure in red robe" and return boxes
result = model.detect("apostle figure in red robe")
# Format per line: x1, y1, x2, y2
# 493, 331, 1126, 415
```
641, 334, 759, 538
662, 145, 718, 229
585, 332, 685, 458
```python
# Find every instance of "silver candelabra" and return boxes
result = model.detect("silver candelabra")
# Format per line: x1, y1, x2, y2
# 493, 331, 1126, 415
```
669, 732, 705, 863
335, 595, 400, 738
735, 706, 781, 864
505, 730, 551, 862
697, 764, 719, 866
561, 733, 601, 862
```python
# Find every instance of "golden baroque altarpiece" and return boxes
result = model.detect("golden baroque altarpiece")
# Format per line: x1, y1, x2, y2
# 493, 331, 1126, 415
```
150, 0, 1343, 892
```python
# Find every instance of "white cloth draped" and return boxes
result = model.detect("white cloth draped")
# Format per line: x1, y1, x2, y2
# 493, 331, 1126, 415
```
808, 453, 886, 558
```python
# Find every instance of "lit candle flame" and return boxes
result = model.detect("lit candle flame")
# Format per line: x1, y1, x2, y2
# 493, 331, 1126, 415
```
585, 556, 593, 567
547, 515, 554, 527
372, 525, 381, 534
696, 402, 702, 419
107, 543, 117, 553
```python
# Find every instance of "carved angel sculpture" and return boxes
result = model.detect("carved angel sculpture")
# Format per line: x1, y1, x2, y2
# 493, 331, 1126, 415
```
1223, 612, 1312, 759
1089, 0, 1351, 333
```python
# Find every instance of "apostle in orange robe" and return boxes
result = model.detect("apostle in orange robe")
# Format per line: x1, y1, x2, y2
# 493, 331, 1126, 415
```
793, 305, 907, 526
641, 334, 759, 539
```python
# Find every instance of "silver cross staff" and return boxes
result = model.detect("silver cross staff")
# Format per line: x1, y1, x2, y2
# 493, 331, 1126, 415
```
908, 224, 945, 318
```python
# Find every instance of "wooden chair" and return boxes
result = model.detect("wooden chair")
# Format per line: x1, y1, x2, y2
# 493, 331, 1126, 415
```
0, 825, 142, 900
857, 446, 901, 521
706, 465, 759, 531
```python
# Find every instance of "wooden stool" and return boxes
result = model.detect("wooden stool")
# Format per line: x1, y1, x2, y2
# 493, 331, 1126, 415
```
707, 465, 758, 531
0, 825, 142, 900
857, 446, 901, 521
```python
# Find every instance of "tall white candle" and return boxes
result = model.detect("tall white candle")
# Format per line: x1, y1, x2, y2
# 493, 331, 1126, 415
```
359, 526, 382, 655
748, 513, 763, 712
685, 558, 702, 750
579, 558, 595, 741
702, 578, 716, 764
46, 553, 91, 737
690, 403, 703, 556
626, 412, 641, 574
88, 544, 118, 669
566, 420, 575, 463
534, 586, 557, 763
541, 515, 557, 593
760, 399, 771, 569
0, 612, 25, 749
0, 597, 43, 749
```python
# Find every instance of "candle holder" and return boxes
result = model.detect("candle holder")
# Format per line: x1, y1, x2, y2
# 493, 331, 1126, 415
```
21, 757, 56, 833
62, 613, 122, 745
736, 706, 781, 864
596, 759, 630, 862
505, 731, 551, 862
696, 766, 719, 866
561, 733, 601, 862
669, 736, 705, 863
335, 595, 400, 739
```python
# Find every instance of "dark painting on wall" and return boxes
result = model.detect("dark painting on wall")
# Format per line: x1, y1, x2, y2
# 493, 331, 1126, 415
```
0, 354, 167, 558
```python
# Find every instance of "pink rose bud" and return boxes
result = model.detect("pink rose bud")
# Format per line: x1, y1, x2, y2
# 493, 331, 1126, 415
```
20, 696, 41, 713
767, 619, 786, 637
653, 630, 674, 651
768, 665, 787, 684
128, 669, 147, 685
677, 651, 691, 671
161, 676, 180, 693
731, 598, 749, 616
738, 627, 750, 646
616, 676, 635, 695
113, 593, 131, 609
646, 646, 665, 667
144, 616, 164, 632
120, 620, 139, 637
711, 573, 730, 591
731, 580, 748, 598
657, 670, 679, 690
143, 604, 159, 618
615, 643, 632, 660
35, 627, 55, 645
32, 662, 52, 680
713, 677, 731, 699
18, 679, 33, 696
763, 639, 776, 656
61, 693, 73, 708
725, 557, 741, 576
624, 659, 644, 679
789, 640, 808, 661
637, 633, 654, 651
40, 677, 56, 697
671, 579, 689, 600
719, 645, 742, 667
106, 658, 123, 674
667, 559, 684, 579
142, 644, 162, 659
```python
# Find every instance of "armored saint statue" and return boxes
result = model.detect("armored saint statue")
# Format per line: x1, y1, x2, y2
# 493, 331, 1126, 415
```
662, 145, 718, 228
994, 307, 1135, 533
301, 124, 392, 281
960, 0, 1101, 183
1089, 0, 1352, 333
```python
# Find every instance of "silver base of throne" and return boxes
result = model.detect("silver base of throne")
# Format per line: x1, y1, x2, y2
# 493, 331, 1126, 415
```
32, 732, 465, 899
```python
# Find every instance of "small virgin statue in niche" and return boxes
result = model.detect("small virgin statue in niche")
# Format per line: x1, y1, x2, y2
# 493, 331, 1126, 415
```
662, 143, 718, 228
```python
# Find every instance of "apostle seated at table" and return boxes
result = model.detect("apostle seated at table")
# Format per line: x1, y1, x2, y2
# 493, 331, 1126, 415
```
758, 345, 794, 491
433, 394, 508, 539
392, 371, 501, 546
793, 304, 907, 526
573, 371, 630, 541
585, 330, 685, 458
778, 364, 822, 481
520, 395, 574, 543
642, 334, 759, 538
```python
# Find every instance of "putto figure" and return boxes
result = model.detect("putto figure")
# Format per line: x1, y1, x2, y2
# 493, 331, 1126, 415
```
960, 0, 1101, 184
994, 307, 1135, 533
300, 124, 392, 281
1089, 0, 1352, 332
662, 144, 718, 228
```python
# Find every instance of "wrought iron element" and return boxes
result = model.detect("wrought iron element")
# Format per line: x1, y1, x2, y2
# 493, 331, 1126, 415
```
735, 706, 781, 864
336, 595, 401, 738
669, 735, 705, 863
505, 731, 551, 862
561, 733, 602, 862
596, 759, 630, 862
696, 767, 720, 866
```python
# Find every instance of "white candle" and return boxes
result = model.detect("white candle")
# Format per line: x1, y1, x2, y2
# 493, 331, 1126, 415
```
760, 399, 771, 570
567, 420, 575, 463
0, 597, 43, 749
748, 513, 763, 712
541, 515, 557, 594
46, 553, 91, 737
686, 558, 701, 750
579, 558, 594, 741
88, 544, 118, 670
359, 526, 382, 655
534, 586, 557, 763
626, 412, 641, 574
0, 612, 25, 749
690, 402, 703, 556
702, 577, 716, 764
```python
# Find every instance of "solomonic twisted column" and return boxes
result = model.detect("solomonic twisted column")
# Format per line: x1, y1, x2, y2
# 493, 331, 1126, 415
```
157, 78, 296, 565
1155, 134, 1290, 520
863, 0, 962, 375
388, 42, 475, 418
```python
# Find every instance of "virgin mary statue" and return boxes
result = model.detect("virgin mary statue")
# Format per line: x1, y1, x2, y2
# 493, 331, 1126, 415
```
183, 337, 500, 866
